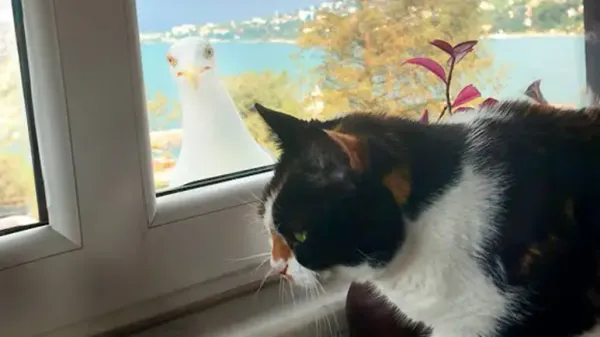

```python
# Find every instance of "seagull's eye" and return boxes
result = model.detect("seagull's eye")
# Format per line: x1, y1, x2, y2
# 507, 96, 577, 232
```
166, 54, 177, 67
204, 46, 214, 59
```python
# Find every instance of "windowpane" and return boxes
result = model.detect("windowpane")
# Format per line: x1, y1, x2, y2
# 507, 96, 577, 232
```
138, 0, 585, 192
0, 0, 43, 233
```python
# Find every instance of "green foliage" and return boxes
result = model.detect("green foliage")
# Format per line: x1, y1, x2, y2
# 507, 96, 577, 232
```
532, 1, 582, 32
481, 0, 583, 34
146, 91, 182, 130
481, 0, 529, 34
0, 152, 37, 217
222, 71, 304, 154
0, 43, 38, 218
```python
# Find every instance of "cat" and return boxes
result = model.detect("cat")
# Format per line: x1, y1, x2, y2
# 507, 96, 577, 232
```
254, 101, 600, 337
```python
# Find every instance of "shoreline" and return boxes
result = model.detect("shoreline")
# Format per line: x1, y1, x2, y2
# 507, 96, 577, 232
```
485, 31, 582, 39
139, 31, 583, 45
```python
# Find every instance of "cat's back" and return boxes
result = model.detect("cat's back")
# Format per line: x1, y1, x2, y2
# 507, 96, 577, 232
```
446, 100, 600, 151
443, 101, 600, 184
447, 101, 600, 336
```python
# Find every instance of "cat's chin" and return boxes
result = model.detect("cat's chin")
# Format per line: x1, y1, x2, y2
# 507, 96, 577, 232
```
331, 263, 381, 283
290, 265, 378, 289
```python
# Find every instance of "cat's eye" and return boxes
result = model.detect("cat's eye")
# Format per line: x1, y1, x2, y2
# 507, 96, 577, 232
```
294, 231, 307, 243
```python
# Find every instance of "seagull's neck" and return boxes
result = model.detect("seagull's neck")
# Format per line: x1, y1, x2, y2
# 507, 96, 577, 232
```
169, 65, 274, 187
177, 72, 221, 103
177, 71, 231, 123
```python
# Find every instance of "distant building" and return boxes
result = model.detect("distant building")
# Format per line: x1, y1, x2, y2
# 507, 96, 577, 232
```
171, 24, 196, 36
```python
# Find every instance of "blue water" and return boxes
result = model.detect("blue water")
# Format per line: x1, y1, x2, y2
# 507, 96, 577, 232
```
141, 42, 322, 106
140, 35, 587, 130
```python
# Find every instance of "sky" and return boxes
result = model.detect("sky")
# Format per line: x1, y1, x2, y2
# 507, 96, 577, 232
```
136, 0, 327, 32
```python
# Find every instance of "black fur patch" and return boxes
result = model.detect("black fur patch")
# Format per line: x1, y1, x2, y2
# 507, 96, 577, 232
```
255, 101, 600, 336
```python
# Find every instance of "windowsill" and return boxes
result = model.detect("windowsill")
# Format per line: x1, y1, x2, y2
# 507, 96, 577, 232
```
41, 262, 350, 337
132, 278, 349, 337
152, 170, 273, 227
0, 225, 80, 270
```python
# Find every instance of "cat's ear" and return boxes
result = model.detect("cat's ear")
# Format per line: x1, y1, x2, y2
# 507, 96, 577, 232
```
254, 103, 315, 148
254, 102, 366, 172
323, 130, 366, 172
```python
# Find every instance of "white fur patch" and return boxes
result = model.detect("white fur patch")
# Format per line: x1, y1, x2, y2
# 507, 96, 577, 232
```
347, 112, 522, 337
369, 164, 518, 337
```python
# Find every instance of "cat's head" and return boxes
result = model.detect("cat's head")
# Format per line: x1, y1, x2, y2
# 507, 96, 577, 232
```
255, 103, 409, 287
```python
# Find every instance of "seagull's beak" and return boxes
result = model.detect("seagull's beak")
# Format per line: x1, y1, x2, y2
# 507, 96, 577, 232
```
175, 66, 212, 90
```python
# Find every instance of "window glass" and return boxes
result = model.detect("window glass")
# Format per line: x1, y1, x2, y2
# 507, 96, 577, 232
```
0, 0, 43, 233
137, 0, 585, 192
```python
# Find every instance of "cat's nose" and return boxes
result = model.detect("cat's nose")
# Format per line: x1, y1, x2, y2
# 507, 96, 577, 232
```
279, 265, 293, 280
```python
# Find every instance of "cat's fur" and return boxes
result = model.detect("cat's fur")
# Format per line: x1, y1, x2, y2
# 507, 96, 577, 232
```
255, 101, 600, 337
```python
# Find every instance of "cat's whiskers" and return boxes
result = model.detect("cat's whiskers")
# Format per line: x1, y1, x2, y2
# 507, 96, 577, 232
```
287, 279, 296, 306
248, 189, 262, 203
234, 190, 262, 205
356, 249, 382, 266
315, 278, 340, 335
252, 257, 270, 274
225, 252, 270, 262
310, 281, 333, 337
305, 284, 323, 337
255, 268, 272, 295
278, 276, 290, 304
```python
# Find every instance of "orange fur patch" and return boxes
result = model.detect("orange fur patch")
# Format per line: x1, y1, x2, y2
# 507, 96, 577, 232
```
271, 231, 292, 261
520, 244, 542, 274
382, 167, 412, 206
520, 234, 562, 275
324, 130, 366, 172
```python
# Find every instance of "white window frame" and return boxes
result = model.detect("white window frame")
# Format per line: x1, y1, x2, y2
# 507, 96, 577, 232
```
0, 1, 276, 335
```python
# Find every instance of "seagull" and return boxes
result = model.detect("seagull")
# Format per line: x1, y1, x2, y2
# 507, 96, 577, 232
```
165, 37, 274, 188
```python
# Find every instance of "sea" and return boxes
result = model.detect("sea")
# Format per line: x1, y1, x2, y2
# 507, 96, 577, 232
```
141, 34, 587, 130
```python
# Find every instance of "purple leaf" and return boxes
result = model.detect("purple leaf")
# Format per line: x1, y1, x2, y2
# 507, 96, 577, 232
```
418, 109, 429, 124
452, 84, 481, 107
453, 51, 470, 65
453, 40, 478, 55
480, 97, 499, 107
452, 40, 478, 64
455, 107, 475, 113
524, 80, 548, 105
430, 40, 454, 56
403, 57, 447, 83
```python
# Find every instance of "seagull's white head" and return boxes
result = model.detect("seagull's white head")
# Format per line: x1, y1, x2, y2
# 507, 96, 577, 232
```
166, 37, 217, 91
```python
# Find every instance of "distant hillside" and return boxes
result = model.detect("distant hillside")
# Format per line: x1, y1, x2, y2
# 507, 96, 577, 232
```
139, 0, 584, 44
140, 0, 355, 44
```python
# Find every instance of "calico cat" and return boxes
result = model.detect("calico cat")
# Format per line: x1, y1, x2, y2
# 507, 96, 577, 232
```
254, 101, 600, 337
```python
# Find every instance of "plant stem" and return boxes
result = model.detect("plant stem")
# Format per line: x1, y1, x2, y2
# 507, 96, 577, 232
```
437, 106, 447, 122
438, 57, 455, 121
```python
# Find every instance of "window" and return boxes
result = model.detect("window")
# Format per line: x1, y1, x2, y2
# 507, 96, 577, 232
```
0, 1, 596, 336
0, 0, 46, 235
140, 0, 586, 193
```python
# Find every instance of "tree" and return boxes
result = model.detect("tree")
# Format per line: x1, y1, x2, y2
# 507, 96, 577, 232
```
297, 0, 501, 120
480, 0, 528, 33
146, 91, 181, 130
531, 1, 582, 33
222, 71, 304, 154
532, 1, 569, 31
0, 25, 37, 218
